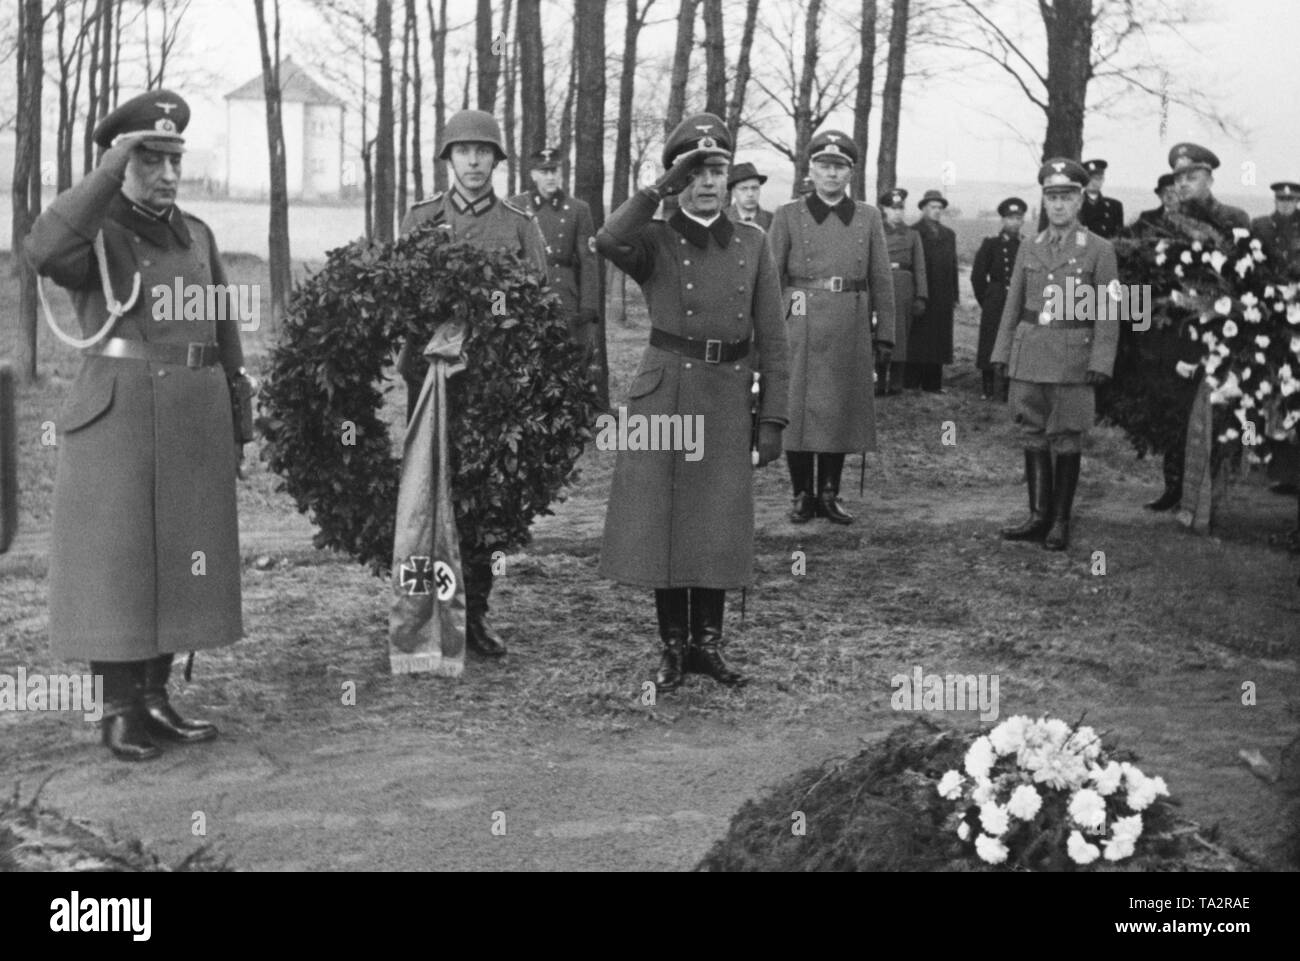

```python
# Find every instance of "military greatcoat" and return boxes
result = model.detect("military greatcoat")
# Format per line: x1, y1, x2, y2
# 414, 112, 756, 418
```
1251, 210, 1300, 279
596, 192, 789, 589
1080, 193, 1124, 239
971, 230, 1021, 370
507, 187, 599, 339
911, 217, 959, 366
25, 155, 246, 660
768, 195, 895, 453
883, 221, 927, 363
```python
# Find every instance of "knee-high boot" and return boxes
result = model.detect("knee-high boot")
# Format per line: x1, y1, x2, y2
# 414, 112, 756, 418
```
1044, 452, 1081, 551
1002, 449, 1054, 541
654, 588, 689, 692
817, 453, 853, 525
464, 559, 507, 656
685, 588, 745, 686
92, 660, 161, 762
787, 452, 816, 522
1145, 446, 1184, 511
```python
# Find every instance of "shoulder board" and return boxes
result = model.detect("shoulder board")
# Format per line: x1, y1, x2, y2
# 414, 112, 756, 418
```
501, 197, 534, 218
733, 218, 764, 231
178, 208, 210, 231
1034, 229, 1050, 244
506, 192, 531, 208
410, 191, 445, 208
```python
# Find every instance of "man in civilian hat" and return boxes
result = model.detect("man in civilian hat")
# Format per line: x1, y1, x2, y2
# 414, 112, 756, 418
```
397, 107, 549, 658
972, 197, 1027, 401
508, 146, 599, 345
769, 129, 895, 525
25, 90, 247, 760
990, 158, 1119, 551
1168, 142, 1250, 241
877, 187, 927, 396
1079, 159, 1124, 239
1129, 172, 1180, 237
596, 112, 789, 691
726, 162, 773, 229
1252, 181, 1300, 279
907, 189, 958, 393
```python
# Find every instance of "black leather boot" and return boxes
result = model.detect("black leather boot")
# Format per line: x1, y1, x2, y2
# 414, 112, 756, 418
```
981, 369, 995, 400
1145, 447, 1183, 511
93, 661, 161, 761
464, 559, 507, 657
685, 588, 745, 686
1002, 448, 1054, 541
142, 654, 218, 743
817, 454, 853, 524
819, 485, 854, 524
1044, 452, 1081, 551
654, 588, 689, 692
789, 492, 816, 523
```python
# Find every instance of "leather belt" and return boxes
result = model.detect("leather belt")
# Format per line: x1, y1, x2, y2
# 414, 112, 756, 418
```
787, 275, 867, 292
1019, 308, 1094, 330
649, 328, 750, 363
95, 337, 221, 368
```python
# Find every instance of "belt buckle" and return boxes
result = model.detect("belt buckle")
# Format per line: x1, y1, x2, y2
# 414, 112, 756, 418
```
829, 276, 844, 292
186, 343, 205, 369
704, 339, 722, 364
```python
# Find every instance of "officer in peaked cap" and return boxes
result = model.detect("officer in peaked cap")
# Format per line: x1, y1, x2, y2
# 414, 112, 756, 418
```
26, 89, 247, 761
972, 197, 1027, 400
1079, 159, 1123, 239
877, 187, 927, 395
1252, 181, 1300, 280
508, 146, 599, 344
990, 158, 1119, 551
726, 162, 773, 230
395, 107, 550, 660
595, 112, 789, 692
909, 189, 959, 392
1130, 172, 1180, 238
1167, 142, 1249, 236
769, 128, 895, 525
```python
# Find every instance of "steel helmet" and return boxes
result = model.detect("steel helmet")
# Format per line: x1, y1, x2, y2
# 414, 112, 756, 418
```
437, 109, 507, 162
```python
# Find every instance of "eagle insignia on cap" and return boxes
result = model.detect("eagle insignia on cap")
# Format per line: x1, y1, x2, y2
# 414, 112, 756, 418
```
541, 148, 554, 162
156, 101, 177, 114
1052, 162, 1064, 172
825, 134, 841, 143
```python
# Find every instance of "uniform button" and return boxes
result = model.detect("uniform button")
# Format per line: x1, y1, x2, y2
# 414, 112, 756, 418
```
683, 259, 691, 265
142, 259, 152, 267
737, 286, 745, 292
734, 364, 741, 371
686, 309, 694, 316
738, 259, 745, 265
737, 312, 744, 318
686, 283, 694, 289
680, 238, 686, 244
133, 236, 142, 244
158, 369, 168, 378
684, 362, 692, 369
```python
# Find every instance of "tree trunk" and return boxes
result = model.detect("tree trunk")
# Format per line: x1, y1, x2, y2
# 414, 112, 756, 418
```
875, 0, 908, 193
110, 0, 121, 106
1040, 0, 1092, 160
724, 0, 759, 140
502, 0, 516, 195
664, 0, 698, 139
83, 0, 102, 175
399, 0, 411, 217
702, 0, 725, 117
253, 0, 293, 332
852, 0, 877, 199
574, 0, 608, 408
612, 0, 648, 208
793, 0, 823, 182
427, 0, 448, 193
559, 52, 576, 186
409, 0, 424, 201
13, 0, 44, 383
475, 0, 500, 112
374, 0, 396, 243
517, 0, 544, 161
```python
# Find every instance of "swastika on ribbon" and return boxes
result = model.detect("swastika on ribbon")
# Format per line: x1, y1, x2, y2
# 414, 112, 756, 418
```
433, 561, 456, 601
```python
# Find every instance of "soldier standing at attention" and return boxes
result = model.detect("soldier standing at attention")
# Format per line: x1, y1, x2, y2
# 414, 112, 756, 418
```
1079, 159, 1124, 239
1129, 173, 1180, 237
1251, 181, 1300, 279
726, 162, 773, 229
991, 159, 1119, 551
508, 147, 599, 345
769, 130, 895, 526
971, 197, 1026, 401
25, 91, 246, 761
877, 188, 927, 396
908, 189, 958, 393
596, 113, 789, 691
397, 108, 549, 658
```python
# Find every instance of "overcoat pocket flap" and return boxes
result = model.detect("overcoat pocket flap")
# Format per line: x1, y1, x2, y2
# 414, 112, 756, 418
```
60, 368, 116, 434
627, 366, 664, 399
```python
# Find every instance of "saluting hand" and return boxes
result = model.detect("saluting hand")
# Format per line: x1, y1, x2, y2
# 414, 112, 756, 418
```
652, 148, 709, 198
755, 423, 783, 468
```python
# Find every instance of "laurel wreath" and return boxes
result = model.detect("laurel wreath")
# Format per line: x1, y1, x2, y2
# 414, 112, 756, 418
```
257, 225, 598, 574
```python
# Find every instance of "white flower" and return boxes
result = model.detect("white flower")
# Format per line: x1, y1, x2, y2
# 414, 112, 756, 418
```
1124, 768, 1169, 812
975, 833, 1009, 865
1240, 394, 1255, 410
1204, 355, 1222, 375
971, 777, 995, 806
1069, 788, 1107, 830
1250, 237, 1263, 250
1264, 285, 1275, 298
1042, 718, 1071, 743
1175, 265, 1185, 278
1282, 364, 1296, 381
1253, 249, 1266, 262
1007, 784, 1043, 821
1175, 360, 1198, 378
1233, 228, 1251, 242
1180, 250, 1193, 264
1256, 335, 1271, 348
1242, 367, 1252, 381
1208, 250, 1227, 272
1289, 304, 1300, 325
1191, 240, 1203, 252
1068, 830, 1101, 865
1255, 352, 1267, 365
1221, 428, 1240, 441
1216, 297, 1234, 316
1155, 239, 1169, 253
980, 802, 1011, 837
1067, 726, 1103, 761
938, 770, 965, 800
1112, 813, 1143, 842
1292, 336, 1300, 354
1285, 410, 1300, 430
1244, 306, 1262, 323
1236, 258, 1253, 279
1091, 761, 1124, 796
1242, 291, 1259, 307
989, 716, 1031, 755
1155, 252, 1167, 266
1103, 835, 1137, 861
964, 736, 996, 779
957, 821, 971, 841
1221, 319, 1239, 338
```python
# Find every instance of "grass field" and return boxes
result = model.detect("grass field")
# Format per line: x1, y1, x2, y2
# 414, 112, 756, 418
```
1, 247, 1297, 871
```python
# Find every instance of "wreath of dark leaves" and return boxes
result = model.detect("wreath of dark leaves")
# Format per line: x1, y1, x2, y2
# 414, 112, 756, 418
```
257, 224, 598, 574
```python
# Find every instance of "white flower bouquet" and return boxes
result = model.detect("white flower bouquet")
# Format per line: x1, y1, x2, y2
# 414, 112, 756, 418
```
937, 715, 1171, 870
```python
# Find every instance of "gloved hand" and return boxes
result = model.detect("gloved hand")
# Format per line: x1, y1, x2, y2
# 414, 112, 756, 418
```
652, 148, 709, 197
912, 298, 927, 318
1085, 370, 1110, 386
755, 422, 783, 467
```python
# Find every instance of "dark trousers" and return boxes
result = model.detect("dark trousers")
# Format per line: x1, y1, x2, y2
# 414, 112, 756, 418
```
787, 451, 846, 495
904, 362, 943, 391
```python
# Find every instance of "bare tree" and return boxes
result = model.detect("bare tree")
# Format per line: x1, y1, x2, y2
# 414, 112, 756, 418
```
55, 0, 94, 192
574, 0, 608, 407
426, 0, 447, 192
558, 49, 575, 185
12, 0, 44, 383
875, 0, 908, 192
500, 0, 515, 194
474, 0, 499, 112
517, 0, 544, 162
398, 0, 411, 215
407, 0, 423, 200
374, 0, 395, 242
724, 0, 759, 140
702, 0, 725, 117
252, 0, 292, 331
852, 0, 877, 199
664, 0, 697, 138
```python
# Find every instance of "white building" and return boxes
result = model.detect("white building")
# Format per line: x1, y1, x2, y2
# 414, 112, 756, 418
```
225, 58, 344, 201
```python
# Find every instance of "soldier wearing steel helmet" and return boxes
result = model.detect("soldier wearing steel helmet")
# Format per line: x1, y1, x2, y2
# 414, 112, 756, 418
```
396, 107, 549, 659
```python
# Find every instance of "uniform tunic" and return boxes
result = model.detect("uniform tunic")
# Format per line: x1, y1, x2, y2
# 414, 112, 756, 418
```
1128, 206, 1175, 238
768, 195, 895, 453
596, 191, 789, 589
25, 159, 245, 660
726, 204, 774, 230
1080, 193, 1124, 238
507, 188, 599, 340
971, 230, 1021, 370
989, 227, 1119, 446
911, 218, 959, 366
883, 222, 926, 363
1251, 210, 1300, 279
